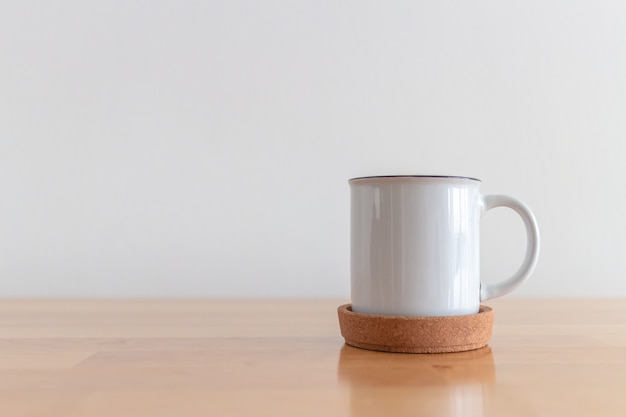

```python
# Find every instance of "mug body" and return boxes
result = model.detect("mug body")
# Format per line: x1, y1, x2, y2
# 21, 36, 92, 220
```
350, 176, 482, 316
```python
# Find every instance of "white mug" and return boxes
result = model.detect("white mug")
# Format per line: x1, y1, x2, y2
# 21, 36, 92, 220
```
350, 175, 540, 316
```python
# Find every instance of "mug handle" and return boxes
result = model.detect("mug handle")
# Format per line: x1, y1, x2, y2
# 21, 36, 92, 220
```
480, 194, 540, 301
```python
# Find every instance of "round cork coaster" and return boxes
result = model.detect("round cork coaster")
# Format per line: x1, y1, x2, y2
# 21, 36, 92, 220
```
337, 304, 494, 353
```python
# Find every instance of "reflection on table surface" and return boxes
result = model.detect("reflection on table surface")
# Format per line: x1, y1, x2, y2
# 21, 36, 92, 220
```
338, 345, 496, 417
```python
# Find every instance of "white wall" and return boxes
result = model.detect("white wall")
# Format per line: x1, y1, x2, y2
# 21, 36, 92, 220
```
1, 0, 625, 297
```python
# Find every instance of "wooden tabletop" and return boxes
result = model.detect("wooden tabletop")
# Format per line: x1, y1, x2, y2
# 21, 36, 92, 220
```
0, 298, 625, 417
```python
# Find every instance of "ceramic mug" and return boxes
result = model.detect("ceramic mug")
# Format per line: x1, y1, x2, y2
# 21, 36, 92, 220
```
350, 175, 540, 316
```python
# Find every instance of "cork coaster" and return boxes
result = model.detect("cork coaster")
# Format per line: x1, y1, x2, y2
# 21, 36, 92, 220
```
337, 304, 494, 353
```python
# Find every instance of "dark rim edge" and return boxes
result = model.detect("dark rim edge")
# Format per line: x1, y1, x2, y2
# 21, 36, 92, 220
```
349, 175, 481, 182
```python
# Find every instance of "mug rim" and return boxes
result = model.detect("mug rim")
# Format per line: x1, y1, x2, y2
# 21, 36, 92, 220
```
349, 175, 481, 182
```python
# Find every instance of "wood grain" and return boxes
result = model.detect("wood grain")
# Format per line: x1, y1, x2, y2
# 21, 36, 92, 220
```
0, 298, 625, 416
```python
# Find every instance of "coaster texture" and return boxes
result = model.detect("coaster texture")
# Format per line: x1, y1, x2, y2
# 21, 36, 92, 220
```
337, 304, 494, 353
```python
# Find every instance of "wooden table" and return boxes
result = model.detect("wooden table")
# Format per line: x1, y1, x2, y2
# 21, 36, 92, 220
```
0, 298, 625, 416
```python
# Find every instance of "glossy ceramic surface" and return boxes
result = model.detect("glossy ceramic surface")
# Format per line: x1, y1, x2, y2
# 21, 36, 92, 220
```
350, 176, 540, 316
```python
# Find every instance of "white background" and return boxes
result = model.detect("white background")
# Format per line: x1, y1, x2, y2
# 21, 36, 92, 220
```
1, 0, 625, 297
